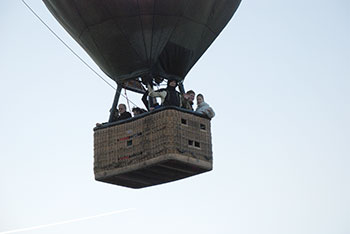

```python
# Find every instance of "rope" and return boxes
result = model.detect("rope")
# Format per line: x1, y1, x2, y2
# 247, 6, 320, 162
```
124, 89, 132, 113
21, 0, 141, 108
21, 0, 115, 90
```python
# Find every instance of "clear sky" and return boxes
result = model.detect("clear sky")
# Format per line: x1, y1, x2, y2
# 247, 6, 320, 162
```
1, 1, 349, 234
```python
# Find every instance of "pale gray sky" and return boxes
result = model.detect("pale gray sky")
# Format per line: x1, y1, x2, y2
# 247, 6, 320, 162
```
1, 1, 349, 234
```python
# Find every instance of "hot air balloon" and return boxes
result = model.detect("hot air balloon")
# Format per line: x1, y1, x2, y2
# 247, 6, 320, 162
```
43, 0, 241, 188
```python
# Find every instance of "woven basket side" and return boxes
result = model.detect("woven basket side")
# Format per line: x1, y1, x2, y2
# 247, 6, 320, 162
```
94, 109, 212, 174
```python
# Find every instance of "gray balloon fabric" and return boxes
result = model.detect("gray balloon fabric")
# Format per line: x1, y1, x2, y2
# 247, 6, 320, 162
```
43, 0, 241, 83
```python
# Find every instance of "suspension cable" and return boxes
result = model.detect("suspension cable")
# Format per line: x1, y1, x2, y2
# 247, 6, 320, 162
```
21, 0, 141, 108
21, 0, 116, 90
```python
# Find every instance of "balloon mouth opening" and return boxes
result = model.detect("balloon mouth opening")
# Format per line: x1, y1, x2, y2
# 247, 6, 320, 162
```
119, 75, 184, 95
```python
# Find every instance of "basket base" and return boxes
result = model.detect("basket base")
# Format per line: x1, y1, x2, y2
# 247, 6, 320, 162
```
95, 154, 212, 189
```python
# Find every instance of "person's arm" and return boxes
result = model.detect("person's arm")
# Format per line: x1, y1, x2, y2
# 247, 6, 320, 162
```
204, 106, 215, 119
147, 84, 166, 104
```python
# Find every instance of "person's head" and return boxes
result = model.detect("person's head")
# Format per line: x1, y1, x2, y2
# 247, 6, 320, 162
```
197, 94, 204, 105
132, 107, 140, 116
118, 104, 127, 114
186, 90, 195, 102
167, 79, 177, 87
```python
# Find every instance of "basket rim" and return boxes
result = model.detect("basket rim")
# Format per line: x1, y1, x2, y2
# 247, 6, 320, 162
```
94, 106, 210, 131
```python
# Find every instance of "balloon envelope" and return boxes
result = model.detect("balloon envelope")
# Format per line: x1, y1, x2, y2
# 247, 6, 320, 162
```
43, 0, 241, 83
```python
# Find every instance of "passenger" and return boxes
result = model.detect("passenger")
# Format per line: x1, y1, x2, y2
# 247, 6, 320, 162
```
132, 107, 147, 116
181, 90, 195, 111
195, 94, 215, 119
147, 79, 181, 107
132, 107, 140, 116
95, 103, 132, 127
114, 103, 132, 121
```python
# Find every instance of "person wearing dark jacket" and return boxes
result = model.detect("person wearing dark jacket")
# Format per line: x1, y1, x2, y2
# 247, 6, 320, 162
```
111, 104, 132, 121
147, 79, 181, 107
181, 90, 195, 111
95, 103, 131, 127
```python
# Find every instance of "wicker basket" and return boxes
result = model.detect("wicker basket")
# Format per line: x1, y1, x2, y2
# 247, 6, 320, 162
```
94, 107, 212, 188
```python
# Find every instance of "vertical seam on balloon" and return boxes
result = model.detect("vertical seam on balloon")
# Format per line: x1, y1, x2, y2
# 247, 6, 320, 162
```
159, 0, 192, 81
71, 1, 114, 80
112, 21, 145, 73
193, 0, 218, 61
75, 5, 147, 82
137, 0, 149, 66
151, 8, 166, 71
149, 0, 157, 70
165, 0, 192, 44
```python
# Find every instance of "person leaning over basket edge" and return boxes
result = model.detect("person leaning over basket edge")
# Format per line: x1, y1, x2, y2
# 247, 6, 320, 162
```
95, 103, 132, 127
195, 94, 215, 119
114, 103, 132, 121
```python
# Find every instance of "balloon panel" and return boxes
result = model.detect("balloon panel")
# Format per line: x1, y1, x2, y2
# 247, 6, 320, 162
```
43, 0, 241, 83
